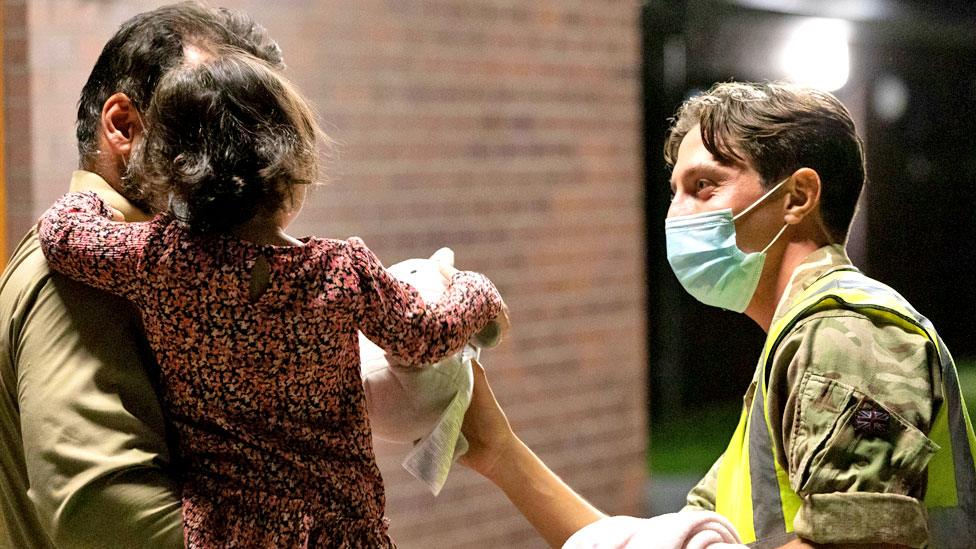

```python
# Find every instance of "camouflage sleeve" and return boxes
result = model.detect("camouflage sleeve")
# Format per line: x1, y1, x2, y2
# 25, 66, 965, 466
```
682, 454, 721, 512
766, 310, 938, 547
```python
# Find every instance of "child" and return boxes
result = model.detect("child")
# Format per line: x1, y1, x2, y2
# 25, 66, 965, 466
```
38, 47, 504, 548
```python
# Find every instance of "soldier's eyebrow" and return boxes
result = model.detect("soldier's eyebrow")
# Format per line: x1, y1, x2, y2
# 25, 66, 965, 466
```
670, 163, 730, 188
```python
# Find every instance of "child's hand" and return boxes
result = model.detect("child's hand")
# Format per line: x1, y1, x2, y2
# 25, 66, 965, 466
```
106, 205, 126, 222
432, 247, 510, 344
493, 301, 511, 342
86, 188, 127, 221
432, 247, 458, 281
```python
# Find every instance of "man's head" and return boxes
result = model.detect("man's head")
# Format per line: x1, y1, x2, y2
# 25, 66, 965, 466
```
664, 81, 865, 244
75, 1, 283, 209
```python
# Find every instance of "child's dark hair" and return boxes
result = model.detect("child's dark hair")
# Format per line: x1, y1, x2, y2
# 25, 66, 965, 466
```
132, 48, 327, 234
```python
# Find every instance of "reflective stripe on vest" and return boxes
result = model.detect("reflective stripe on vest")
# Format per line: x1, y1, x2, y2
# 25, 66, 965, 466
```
714, 267, 976, 547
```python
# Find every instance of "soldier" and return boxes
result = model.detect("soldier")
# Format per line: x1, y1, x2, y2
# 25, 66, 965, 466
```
665, 82, 975, 548
459, 82, 976, 549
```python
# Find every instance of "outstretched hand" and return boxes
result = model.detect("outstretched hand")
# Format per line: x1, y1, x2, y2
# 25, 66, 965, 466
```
433, 247, 516, 475
460, 359, 606, 548
460, 358, 517, 481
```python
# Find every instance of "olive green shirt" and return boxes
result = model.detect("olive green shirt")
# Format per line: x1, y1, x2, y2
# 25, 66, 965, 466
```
685, 245, 938, 546
0, 171, 183, 548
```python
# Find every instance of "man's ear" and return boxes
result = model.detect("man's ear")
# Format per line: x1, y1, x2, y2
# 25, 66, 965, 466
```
100, 92, 143, 158
784, 167, 821, 225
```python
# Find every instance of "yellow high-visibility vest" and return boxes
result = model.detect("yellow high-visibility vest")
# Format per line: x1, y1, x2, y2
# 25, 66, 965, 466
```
714, 267, 976, 548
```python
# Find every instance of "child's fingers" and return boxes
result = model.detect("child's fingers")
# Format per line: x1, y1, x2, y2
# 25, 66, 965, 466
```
437, 260, 459, 280
430, 247, 455, 267
494, 302, 511, 341
107, 206, 126, 221
431, 247, 456, 282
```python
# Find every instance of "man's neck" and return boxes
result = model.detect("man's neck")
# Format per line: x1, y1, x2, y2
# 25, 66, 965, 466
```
69, 170, 152, 222
745, 240, 822, 332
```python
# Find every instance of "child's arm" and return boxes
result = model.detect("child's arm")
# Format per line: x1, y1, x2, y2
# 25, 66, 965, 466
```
38, 191, 159, 301
346, 237, 503, 367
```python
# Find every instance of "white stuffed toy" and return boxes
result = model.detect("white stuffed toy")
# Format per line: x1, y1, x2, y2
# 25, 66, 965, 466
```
359, 248, 500, 495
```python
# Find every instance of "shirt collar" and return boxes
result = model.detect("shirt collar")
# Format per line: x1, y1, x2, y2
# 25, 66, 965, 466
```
68, 170, 153, 222
771, 244, 853, 325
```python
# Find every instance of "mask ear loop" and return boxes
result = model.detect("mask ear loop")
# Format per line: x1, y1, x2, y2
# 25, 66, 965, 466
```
732, 176, 791, 222
732, 175, 792, 254
761, 223, 789, 253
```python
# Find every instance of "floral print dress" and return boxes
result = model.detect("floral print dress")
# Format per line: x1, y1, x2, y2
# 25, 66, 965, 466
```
38, 191, 503, 548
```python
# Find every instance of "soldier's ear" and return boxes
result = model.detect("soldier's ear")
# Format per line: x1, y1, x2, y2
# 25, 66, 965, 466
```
784, 168, 821, 225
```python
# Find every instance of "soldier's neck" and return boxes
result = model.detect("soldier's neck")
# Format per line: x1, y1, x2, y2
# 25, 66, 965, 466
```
744, 240, 820, 332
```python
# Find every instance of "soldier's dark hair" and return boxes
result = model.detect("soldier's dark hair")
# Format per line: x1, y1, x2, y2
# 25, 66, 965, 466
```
664, 82, 866, 243
76, 1, 283, 168
130, 48, 326, 234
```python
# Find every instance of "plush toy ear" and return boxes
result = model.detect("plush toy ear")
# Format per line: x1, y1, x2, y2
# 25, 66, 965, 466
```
429, 247, 455, 267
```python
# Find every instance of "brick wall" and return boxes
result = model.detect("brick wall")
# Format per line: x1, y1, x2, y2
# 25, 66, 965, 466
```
2, 0, 31, 256
8, 1, 645, 547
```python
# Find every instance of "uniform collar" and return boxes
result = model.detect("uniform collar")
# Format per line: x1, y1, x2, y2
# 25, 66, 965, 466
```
771, 244, 853, 325
68, 170, 153, 222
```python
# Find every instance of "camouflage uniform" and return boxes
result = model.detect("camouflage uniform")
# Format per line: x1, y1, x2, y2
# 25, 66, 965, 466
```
685, 245, 938, 545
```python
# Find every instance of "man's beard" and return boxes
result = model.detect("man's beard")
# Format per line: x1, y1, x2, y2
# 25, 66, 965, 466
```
118, 158, 157, 214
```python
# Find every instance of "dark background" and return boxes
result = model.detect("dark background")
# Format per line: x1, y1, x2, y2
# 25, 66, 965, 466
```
642, 0, 976, 431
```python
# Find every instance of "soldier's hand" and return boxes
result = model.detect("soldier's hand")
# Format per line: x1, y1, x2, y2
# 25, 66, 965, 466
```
459, 358, 517, 480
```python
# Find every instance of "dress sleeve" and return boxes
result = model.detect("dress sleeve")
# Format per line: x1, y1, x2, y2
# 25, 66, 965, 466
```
767, 311, 936, 547
345, 237, 503, 367
37, 191, 160, 302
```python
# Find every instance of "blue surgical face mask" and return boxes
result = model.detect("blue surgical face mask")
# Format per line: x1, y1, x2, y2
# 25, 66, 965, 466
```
664, 177, 790, 313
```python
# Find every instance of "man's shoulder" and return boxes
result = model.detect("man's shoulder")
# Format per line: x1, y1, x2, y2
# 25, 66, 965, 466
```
0, 228, 53, 309
772, 270, 937, 382
782, 306, 932, 372
782, 268, 932, 344
772, 299, 937, 427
